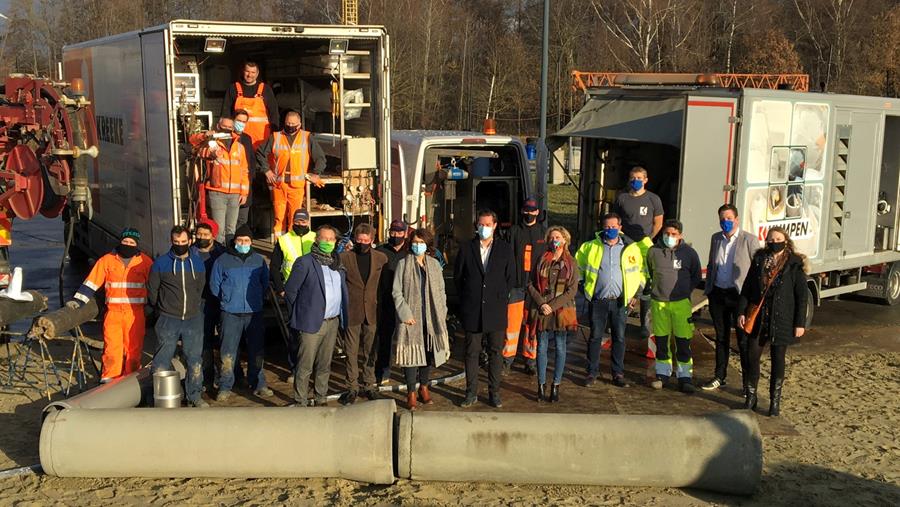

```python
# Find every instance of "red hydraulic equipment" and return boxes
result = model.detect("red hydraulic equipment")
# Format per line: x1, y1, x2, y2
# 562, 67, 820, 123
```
0, 75, 98, 285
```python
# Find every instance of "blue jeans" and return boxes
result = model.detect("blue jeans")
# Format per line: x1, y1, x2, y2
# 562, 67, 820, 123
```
537, 330, 568, 385
588, 297, 628, 378
218, 311, 266, 392
152, 314, 204, 403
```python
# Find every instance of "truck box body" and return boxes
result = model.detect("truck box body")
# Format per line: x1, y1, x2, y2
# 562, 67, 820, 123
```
552, 87, 900, 305
63, 20, 391, 257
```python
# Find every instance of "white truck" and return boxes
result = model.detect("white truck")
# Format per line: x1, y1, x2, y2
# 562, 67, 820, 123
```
62, 20, 392, 257
551, 76, 900, 318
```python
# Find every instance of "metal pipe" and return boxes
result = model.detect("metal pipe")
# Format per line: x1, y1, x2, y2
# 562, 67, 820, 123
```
397, 410, 762, 495
40, 400, 396, 483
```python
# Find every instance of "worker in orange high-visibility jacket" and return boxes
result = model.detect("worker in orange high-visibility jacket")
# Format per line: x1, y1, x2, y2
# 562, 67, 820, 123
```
256, 111, 327, 237
220, 60, 279, 148
190, 117, 250, 244
69, 227, 153, 382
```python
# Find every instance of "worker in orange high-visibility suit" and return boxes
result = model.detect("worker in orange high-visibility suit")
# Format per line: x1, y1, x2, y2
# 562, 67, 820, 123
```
190, 117, 250, 244
220, 60, 279, 149
69, 227, 153, 382
256, 111, 328, 237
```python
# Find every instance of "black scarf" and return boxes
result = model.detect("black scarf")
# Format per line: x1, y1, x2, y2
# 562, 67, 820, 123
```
311, 242, 342, 271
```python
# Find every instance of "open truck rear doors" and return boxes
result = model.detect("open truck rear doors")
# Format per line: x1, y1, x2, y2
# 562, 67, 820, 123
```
63, 20, 391, 258
552, 72, 900, 312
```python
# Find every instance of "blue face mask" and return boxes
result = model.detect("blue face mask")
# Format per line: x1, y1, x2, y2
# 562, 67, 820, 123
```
720, 219, 735, 234
478, 225, 494, 240
411, 243, 427, 256
602, 228, 619, 241
663, 235, 678, 248
235, 244, 251, 254
233, 121, 246, 134
551, 239, 563, 250
629, 179, 644, 192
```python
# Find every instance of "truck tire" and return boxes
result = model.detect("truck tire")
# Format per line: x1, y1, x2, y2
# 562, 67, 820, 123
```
804, 284, 815, 330
883, 262, 900, 306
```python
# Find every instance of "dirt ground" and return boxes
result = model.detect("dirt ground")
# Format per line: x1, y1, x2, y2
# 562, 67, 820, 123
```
0, 217, 898, 506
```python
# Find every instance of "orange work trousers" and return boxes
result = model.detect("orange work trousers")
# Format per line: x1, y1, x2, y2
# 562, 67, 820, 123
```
101, 306, 146, 379
272, 184, 306, 236
502, 300, 536, 360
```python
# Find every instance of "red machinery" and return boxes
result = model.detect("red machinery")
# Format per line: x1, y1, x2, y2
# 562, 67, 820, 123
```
0, 75, 98, 286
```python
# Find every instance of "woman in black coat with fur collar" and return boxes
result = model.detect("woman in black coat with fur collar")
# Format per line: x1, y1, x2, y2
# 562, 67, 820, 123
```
738, 226, 808, 417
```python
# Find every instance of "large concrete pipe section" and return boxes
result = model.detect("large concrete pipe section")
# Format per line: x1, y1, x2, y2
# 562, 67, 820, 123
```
40, 400, 396, 483
397, 410, 762, 495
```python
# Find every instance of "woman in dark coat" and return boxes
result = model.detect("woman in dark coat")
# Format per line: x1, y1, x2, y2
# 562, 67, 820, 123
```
526, 226, 579, 403
738, 226, 808, 417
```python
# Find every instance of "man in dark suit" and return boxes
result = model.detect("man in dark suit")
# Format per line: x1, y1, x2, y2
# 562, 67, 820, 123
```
702, 204, 761, 393
454, 209, 515, 408
284, 225, 349, 406
338, 223, 389, 404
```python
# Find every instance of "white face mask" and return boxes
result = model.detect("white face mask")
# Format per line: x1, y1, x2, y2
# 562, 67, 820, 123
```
663, 235, 678, 248
478, 225, 494, 240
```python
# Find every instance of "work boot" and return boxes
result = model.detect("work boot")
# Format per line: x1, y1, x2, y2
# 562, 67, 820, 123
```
339, 390, 358, 405
549, 384, 560, 403
460, 395, 477, 408
253, 387, 273, 398
364, 388, 383, 401
216, 390, 232, 402
406, 392, 418, 411
523, 362, 537, 377
743, 384, 758, 410
768, 378, 784, 417
537, 384, 546, 403
612, 375, 630, 388
679, 378, 696, 394
501, 361, 512, 377
417, 385, 433, 405
188, 399, 209, 408
488, 392, 503, 408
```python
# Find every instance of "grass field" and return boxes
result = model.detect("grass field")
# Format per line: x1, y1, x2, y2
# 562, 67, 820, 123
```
547, 181, 578, 233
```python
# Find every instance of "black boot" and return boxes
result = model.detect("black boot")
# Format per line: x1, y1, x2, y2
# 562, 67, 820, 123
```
769, 378, 783, 417
550, 384, 560, 403
743, 384, 758, 411
537, 384, 546, 403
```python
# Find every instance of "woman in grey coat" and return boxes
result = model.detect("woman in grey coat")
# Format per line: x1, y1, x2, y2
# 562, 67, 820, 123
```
392, 228, 450, 410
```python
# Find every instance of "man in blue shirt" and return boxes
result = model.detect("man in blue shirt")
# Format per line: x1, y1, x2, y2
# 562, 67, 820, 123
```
284, 224, 349, 406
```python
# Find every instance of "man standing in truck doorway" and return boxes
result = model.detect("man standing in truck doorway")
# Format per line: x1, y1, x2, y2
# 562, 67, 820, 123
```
256, 111, 327, 238
221, 61, 279, 149
613, 166, 664, 348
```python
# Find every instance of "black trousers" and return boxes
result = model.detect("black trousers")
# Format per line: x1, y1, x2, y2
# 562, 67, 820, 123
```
708, 287, 749, 383
465, 330, 504, 398
746, 336, 787, 390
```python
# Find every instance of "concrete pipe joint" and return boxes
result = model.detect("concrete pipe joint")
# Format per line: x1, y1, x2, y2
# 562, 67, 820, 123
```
40, 400, 396, 483
396, 410, 762, 495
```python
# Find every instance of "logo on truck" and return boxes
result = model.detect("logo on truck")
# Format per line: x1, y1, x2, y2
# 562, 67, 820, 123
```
96, 115, 125, 145
757, 219, 813, 241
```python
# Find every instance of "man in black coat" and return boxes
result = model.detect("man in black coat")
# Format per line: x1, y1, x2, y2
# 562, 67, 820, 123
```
454, 209, 515, 408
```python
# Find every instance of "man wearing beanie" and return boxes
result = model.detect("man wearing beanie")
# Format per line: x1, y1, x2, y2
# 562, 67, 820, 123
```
70, 227, 153, 382
209, 223, 272, 400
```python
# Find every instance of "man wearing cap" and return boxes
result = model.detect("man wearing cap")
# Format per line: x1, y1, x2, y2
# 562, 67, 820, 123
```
70, 228, 153, 382
375, 218, 409, 384
210, 224, 272, 400
193, 218, 227, 389
504, 197, 547, 376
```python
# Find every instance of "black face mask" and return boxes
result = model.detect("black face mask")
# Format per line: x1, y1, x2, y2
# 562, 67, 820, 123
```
117, 244, 138, 259
172, 244, 190, 256
356, 243, 371, 254
767, 242, 787, 253
284, 125, 299, 134
523, 214, 537, 225
293, 225, 310, 236
195, 238, 212, 249
389, 236, 405, 247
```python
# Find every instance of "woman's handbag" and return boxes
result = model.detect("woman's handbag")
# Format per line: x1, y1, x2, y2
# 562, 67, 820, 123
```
742, 256, 787, 334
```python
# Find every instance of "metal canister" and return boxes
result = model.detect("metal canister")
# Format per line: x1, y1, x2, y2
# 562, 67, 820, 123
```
152, 370, 182, 408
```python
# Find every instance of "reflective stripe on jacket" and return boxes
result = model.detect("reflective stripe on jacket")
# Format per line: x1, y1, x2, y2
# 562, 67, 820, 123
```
270, 131, 311, 188
575, 237, 645, 301
74, 252, 152, 307
277, 230, 315, 280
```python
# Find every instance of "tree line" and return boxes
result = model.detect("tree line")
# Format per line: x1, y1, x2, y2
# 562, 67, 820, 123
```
3, 0, 898, 136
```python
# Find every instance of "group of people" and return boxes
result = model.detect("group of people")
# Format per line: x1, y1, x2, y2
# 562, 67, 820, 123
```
69, 161, 807, 417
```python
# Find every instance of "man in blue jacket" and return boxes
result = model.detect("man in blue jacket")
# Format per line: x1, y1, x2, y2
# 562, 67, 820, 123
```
210, 224, 271, 401
148, 225, 207, 407
284, 224, 349, 407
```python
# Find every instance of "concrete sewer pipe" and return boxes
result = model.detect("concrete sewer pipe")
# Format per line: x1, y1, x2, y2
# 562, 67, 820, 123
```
396, 410, 762, 495
39, 400, 397, 484
40, 400, 761, 495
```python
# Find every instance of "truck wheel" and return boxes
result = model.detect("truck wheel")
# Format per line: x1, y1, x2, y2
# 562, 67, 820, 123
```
804, 284, 815, 329
883, 263, 900, 306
